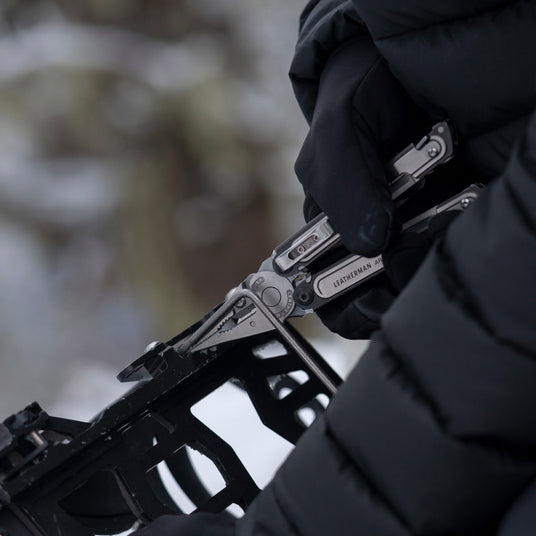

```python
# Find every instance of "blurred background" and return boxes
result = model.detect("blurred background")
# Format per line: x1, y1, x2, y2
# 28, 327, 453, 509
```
0, 0, 367, 449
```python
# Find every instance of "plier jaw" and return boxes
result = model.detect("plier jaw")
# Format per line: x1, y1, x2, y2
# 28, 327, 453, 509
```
175, 284, 341, 394
183, 288, 280, 354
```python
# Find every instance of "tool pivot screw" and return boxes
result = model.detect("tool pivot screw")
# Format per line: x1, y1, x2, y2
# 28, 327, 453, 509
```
460, 198, 472, 209
427, 146, 439, 158
295, 288, 314, 306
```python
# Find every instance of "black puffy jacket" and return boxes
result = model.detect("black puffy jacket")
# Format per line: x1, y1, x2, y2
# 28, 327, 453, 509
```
235, 1, 536, 535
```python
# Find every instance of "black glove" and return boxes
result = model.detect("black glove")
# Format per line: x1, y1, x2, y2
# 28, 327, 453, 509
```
295, 37, 433, 338
295, 37, 430, 257
316, 211, 459, 339
131, 513, 235, 536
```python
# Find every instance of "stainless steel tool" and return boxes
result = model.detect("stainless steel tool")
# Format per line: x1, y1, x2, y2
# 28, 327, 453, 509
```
173, 122, 476, 394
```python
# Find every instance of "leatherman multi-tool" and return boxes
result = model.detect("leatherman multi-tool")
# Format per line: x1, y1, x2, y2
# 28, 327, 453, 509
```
172, 121, 481, 393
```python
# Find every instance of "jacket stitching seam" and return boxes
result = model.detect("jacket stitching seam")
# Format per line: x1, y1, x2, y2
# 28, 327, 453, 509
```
323, 421, 413, 534
380, 336, 450, 429
271, 486, 305, 536
438, 240, 536, 361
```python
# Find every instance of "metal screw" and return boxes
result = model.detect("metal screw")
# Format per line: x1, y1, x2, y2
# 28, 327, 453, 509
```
313, 234, 319, 242
236, 298, 246, 308
460, 197, 472, 209
427, 146, 439, 158
296, 288, 314, 306
144, 341, 159, 352
297, 246, 306, 254
29, 430, 46, 448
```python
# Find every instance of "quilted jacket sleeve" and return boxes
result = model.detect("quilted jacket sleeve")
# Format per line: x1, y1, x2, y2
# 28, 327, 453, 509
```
236, 109, 536, 536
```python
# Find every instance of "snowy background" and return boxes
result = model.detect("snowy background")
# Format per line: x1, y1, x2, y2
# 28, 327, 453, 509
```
0, 0, 369, 520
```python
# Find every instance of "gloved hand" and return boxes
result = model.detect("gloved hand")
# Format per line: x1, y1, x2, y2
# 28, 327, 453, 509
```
295, 37, 431, 257
316, 211, 459, 339
131, 512, 235, 536
295, 37, 434, 338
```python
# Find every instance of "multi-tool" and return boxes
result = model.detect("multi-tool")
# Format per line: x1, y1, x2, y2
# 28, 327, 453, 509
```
171, 121, 482, 394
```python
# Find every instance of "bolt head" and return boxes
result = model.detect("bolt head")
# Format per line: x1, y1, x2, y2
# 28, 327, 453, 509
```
296, 288, 314, 306
144, 341, 159, 352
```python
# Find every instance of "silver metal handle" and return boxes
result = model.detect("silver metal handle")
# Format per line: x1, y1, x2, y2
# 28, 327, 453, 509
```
293, 184, 483, 312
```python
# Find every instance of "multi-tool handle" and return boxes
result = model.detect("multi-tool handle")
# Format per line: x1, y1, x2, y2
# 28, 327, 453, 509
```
272, 121, 455, 276
184, 122, 458, 356
387, 121, 455, 199
292, 184, 483, 313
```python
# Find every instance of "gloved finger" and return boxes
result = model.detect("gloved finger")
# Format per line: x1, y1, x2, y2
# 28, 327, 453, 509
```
295, 38, 431, 257
295, 38, 396, 257
132, 513, 235, 536
303, 192, 322, 222
316, 275, 396, 339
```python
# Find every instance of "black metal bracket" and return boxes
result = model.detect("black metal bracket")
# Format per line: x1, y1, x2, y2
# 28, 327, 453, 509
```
0, 320, 341, 535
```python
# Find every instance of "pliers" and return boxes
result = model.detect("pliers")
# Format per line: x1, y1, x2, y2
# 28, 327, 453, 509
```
173, 122, 481, 393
